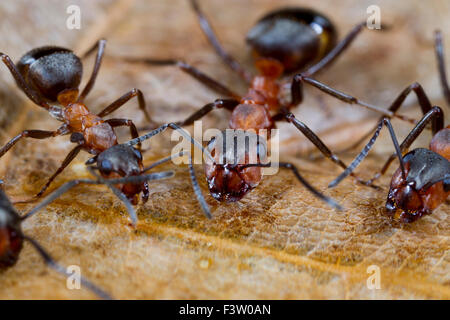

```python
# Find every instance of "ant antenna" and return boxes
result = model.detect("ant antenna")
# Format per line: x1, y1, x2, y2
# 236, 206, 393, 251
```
143, 151, 212, 219
329, 117, 406, 188
22, 236, 113, 300
21, 171, 174, 224
241, 162, 343, 211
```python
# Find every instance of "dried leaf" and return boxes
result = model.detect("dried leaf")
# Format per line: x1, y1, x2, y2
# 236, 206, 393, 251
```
0, 0, 448, 299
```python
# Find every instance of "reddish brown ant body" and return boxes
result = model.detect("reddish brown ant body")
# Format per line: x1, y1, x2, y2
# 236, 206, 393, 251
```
0, 40, 155, 198
121, 1, 416, 209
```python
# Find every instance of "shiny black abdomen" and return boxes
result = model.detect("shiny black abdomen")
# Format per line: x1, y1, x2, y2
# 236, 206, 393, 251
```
16, 46, 83, 102
246, 8, 337, 72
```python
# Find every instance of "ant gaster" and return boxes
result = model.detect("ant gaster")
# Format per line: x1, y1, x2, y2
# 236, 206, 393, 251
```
0, 40, 155, 198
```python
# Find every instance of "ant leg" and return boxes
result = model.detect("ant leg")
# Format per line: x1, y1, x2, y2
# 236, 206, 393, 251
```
190, 0, 253, 83
0, 128, 64, 158
0, 53, 51, 110
35, 145, 83, 198
120, 58, 240, 99
337, 82, 437, 153
328, 116, 407, 188
363, 106, 445, 185
283, 112, 376, 187
105, 118, 141, 150
435, 30, 450, 107
241, 162, 342, 210
177, 98, 239, 126
290, 74, 417, 123
304, 22, 367, 76
78, 39, 107, 102
97, 88, 155, 126
22, 236, 112, 299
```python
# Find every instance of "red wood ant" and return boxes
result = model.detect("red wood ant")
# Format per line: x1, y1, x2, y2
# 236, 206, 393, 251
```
0, 40, 155, 198
328, 30, 450, 223
85, 123, 214, 221
119, 1, 417, 209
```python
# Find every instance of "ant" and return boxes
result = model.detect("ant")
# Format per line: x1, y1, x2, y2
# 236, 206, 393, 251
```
121, 0, 417, 194
0, 39, 156, 199
328, 31, 450, 223
125, 122, 342, 212
84, 122, 214, 221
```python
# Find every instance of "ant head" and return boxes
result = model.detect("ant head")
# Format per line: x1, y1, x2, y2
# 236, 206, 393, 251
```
385, 148, 450, 223
17, 46, 82, 103
204, 130, 266, 202
0, 189, 23, 268
246, 8, 337, 73
89, 144, 143, 178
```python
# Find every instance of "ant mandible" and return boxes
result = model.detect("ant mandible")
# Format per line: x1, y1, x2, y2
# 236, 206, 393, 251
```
0, 40, 155, 198
122, 0, 415, 191
328, 31, 450, 223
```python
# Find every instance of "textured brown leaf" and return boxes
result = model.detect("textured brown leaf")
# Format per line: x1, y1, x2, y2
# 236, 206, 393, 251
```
0, 0, 448, 299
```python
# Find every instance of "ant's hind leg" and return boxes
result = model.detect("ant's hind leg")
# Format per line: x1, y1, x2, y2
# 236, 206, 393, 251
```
78, 39, 107, 102
435, 30, 450, 107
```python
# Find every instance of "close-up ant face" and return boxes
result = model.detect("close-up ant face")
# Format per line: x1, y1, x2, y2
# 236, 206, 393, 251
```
246, 8, 337, 73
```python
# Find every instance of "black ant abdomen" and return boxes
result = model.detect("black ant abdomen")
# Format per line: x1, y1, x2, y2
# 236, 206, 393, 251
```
246, 8, 337, 72
16, 46, 82, 102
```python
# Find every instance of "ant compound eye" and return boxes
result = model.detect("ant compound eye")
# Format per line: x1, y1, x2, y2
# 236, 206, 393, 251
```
100, 159, 114, 175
